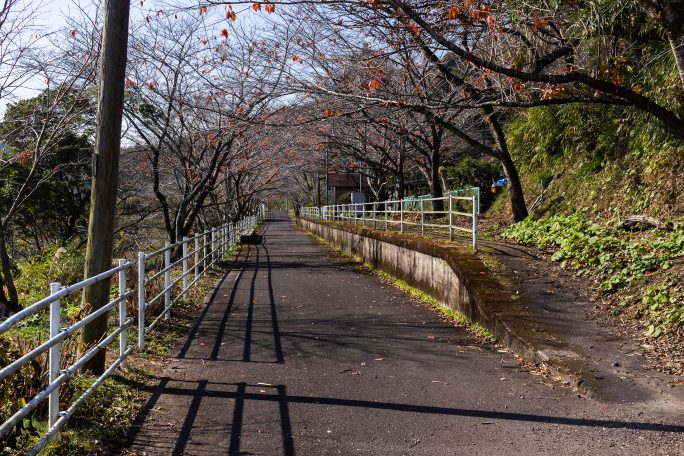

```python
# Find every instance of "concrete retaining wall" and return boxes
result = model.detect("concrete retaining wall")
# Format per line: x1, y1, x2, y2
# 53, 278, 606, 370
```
300, 218, 475, 319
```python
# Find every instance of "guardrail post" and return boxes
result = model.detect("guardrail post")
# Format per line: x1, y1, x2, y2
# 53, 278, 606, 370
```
420, 198, 424, 236
472, 195, 478, 251
449, 195, 454, 241
182, 237, 189, 298
220, 225, 225, 256
138, 252, 145, 351
118, 259, 127, 366
203, 232, 208, 274
400, 202, 404, 233
49, 282, 61, 430
219, 226, 223, 256
194, 237, 200, 279
385, 203, 388, 230
211, 228, 217, 263
217, 226, 222, 257
373, 203, 377, 229
164, 243, 171, 320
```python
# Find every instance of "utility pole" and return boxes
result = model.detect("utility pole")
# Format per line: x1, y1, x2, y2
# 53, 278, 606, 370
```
80, 0, 131, 374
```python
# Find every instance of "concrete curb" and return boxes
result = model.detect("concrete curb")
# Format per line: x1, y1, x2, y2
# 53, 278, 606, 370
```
297, 217, 597, 395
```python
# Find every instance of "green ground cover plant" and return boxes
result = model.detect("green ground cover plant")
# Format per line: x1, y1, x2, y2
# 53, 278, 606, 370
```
502, 214, 684, 337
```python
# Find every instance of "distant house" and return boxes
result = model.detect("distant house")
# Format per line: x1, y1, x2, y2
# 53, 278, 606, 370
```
327, 172, 370, 204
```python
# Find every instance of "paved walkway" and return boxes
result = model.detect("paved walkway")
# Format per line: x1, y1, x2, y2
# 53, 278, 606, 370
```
127, 212, 684, 456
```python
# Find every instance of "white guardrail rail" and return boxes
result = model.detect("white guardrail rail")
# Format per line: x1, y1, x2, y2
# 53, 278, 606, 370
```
300, 195, 478, 250
0, 212, 262, 454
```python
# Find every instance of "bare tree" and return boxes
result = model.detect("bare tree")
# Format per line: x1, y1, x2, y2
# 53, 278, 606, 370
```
0, 3, 100, 313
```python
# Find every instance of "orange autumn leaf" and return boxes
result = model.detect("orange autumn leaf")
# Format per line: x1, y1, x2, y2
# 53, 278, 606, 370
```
265, 3, 276, 13
199, 5, 207, 15
220, 29, 229, 39
410, 23, 420, 36
532, 18, 546, 30
292, 55, 302, 63
447, 7, 460, 19
252, 3, 261, 11
226, 11, 236, 20
369, 79, 381, 92
323, 109, 333, 117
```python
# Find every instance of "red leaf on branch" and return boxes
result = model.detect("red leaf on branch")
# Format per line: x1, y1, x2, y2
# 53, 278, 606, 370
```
369, 79, 381, 92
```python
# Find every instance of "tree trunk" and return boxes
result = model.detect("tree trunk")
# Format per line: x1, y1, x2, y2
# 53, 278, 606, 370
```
483, 107, 528, 222
396, 173, 405, 200
430, 161, 444, 212
80, 0, 131, 375
430, 135, 444, 212
499, 153, 528, 222
663, 2, 684, 89
0, 225, 21, 313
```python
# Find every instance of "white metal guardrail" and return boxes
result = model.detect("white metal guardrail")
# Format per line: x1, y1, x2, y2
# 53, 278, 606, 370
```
301, 195, 478, 250
137, 215, 257, 349
0, 212, 262, 454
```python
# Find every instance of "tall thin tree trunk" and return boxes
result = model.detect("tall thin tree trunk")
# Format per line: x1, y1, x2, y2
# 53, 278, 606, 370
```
431, 149, 444, 212
665, 16, 684, 89
397, 173, 405, 200
499, 153, 528, 222
80, 0, 131, 375
0, 224, 21, 313
484, 108, 528, 222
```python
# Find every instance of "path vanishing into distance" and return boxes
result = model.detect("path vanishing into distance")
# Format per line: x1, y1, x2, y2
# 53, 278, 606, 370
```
126, 212, 684, 456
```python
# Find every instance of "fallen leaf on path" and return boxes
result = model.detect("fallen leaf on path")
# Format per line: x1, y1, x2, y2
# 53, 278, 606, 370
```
374, 358, 384, 361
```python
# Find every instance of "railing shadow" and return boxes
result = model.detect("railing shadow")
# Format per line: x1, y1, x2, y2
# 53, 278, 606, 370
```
175, 219, 285, 364
176, 247, 250, 360
127, 376, 684, 455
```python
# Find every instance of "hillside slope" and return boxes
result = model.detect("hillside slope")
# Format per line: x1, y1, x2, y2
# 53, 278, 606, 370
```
483, 103, 684, 374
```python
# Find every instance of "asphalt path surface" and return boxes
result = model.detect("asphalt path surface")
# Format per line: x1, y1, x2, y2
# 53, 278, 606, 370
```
127, 212, 684, 456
